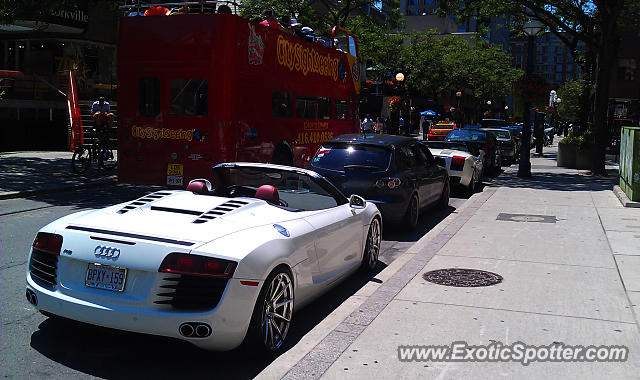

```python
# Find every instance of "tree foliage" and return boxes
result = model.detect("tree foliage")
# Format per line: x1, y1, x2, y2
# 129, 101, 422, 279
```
436, 0, 640, 174
396, 31, 522, 102
557, 78, 587, 122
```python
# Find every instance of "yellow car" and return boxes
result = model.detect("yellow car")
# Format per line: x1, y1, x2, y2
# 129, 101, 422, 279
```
427, 122, 457, 140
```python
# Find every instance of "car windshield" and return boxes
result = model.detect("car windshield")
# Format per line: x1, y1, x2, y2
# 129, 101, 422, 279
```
214, 166, 342, 211
423, 141, 469, 152
311, 143, 392, 172
446, 129, 486, 142
433, 124, 454, 129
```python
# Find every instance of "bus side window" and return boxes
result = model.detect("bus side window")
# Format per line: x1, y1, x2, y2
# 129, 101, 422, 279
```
317, 97, 331, 120
296, 96, 316, 119
170, 79, 208, 116
139, 77, 160, 117
348, 35, 357, 57
272, 91, 292, 118
335, 100, 348, 120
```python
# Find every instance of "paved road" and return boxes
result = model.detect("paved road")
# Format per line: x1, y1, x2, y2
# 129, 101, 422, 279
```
0, 184, 469, 379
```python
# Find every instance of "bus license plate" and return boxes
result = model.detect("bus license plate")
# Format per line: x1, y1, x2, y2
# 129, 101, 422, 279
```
167, 164, 183, 186
85, 263, 127, 292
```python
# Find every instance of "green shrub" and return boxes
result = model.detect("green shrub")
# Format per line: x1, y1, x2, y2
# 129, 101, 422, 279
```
559, 130, 593, 152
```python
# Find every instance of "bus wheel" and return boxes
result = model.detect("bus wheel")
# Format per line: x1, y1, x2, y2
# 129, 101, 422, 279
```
272, 143, 293, 167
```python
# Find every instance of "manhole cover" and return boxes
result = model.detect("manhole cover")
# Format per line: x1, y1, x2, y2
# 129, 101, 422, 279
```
496, 213, 557, 223
422, 268, 503, 287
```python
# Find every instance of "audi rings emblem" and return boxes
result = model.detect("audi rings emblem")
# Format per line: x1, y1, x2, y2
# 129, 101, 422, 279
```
94, 246, 121, 258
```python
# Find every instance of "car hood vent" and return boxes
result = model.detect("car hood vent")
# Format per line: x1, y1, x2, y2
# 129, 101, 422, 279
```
193, 200, 249, 224
117, 191, 173, 214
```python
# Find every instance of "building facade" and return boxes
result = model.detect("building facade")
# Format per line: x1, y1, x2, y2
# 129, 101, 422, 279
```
0, 2, 119, 151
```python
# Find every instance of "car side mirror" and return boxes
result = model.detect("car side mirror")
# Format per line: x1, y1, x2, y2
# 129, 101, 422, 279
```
349, 194, 366, 209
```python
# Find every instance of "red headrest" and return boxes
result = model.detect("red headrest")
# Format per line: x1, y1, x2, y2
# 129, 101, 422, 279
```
186, 181, 208, 194
255, 185, 280, 204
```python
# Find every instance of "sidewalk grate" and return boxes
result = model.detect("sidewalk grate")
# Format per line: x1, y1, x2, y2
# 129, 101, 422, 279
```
423, 268, 503, 287
496, 213, 557, 223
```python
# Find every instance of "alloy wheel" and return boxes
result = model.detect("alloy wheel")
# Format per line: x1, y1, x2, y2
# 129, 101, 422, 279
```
261, 272, 294, 351
366, 218, 381, 269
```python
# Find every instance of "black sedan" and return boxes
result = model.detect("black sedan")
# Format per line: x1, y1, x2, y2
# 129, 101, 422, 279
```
445, 129, 501, 173
481, 128, 518, 165
309, 134, 449, 229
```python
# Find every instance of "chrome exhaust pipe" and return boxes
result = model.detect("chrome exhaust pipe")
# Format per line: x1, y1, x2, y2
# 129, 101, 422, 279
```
26, 289, 38, 306
195, 323, 212, 338
179, 323, 195, 337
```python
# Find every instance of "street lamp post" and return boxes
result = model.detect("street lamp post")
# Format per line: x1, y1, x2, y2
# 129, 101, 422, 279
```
486, 100, 492, 118
394, 72, 404, 135
554, 97, 562, 135
518, 20, 543, 178
456, 91, 462, 127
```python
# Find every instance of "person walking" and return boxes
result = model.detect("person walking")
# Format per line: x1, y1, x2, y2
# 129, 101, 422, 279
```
361, 114, 373, 133
374, 117, 384, 134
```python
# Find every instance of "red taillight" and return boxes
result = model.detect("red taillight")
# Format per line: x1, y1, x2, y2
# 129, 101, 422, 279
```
481, 145, 489, 154
376, 177, 402, 189
450, 156, 466, 171
32, 232, 63, 255
159, 253, 236, 278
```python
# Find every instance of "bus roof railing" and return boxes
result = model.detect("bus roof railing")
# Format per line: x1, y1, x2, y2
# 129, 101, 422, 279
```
119, 1, 240, 14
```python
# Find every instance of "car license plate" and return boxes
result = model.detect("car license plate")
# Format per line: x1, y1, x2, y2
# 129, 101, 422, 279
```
85, 263, 127, 292
167, 163, 184, 186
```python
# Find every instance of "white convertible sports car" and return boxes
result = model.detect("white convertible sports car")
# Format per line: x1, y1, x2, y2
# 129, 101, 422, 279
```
422, 141, 484, 194
25, 163, 381, 352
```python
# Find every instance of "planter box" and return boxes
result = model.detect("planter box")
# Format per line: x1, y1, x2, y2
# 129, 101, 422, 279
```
557, 142, 577, 168
576, 149, 592, 170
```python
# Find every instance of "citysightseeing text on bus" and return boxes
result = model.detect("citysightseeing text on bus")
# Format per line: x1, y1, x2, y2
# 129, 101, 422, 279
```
131, 125, 193, 142
276, 35, 340, 81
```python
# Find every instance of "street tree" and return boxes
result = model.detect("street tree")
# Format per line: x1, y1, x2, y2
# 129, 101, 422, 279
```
437, 0, 640, 175
557, 78, 587, 122
396, 32, 521, 117
345, 15, 405, 80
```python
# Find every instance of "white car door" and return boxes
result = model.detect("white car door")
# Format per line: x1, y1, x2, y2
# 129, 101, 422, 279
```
305, 203, 364, 286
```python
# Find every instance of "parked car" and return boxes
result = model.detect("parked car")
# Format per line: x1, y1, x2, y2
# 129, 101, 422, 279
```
309, 134, 449, 229
25, 163, 382, 353
479, 119, 509, 129
422, 140, 484, 194
445, 129, 501, 173
426, 121, 457, 141
481, 128, 518, 165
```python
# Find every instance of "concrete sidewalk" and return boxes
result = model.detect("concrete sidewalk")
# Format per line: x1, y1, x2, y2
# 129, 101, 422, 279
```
0, 151, 116, 200
259, 144, 640, 379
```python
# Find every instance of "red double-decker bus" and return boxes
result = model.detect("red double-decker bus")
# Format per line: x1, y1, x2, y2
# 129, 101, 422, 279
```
117, 3, 361, 185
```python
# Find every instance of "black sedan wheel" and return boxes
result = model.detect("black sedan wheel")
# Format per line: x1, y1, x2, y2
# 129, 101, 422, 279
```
404, 194, 419, 229
437, 179, 450, 209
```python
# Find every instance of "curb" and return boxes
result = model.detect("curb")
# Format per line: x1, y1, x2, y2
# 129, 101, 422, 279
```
613, 185, 640, 208
0, 177, 117, 200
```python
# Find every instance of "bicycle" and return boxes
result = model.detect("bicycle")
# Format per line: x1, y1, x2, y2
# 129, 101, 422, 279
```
71, 127, 117, 174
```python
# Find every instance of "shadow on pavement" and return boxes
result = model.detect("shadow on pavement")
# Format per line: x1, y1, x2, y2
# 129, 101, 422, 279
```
0, 156, 114, 194
493, 170, 619, 192
30, 263, 389, 380
13, 182, 166, 211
